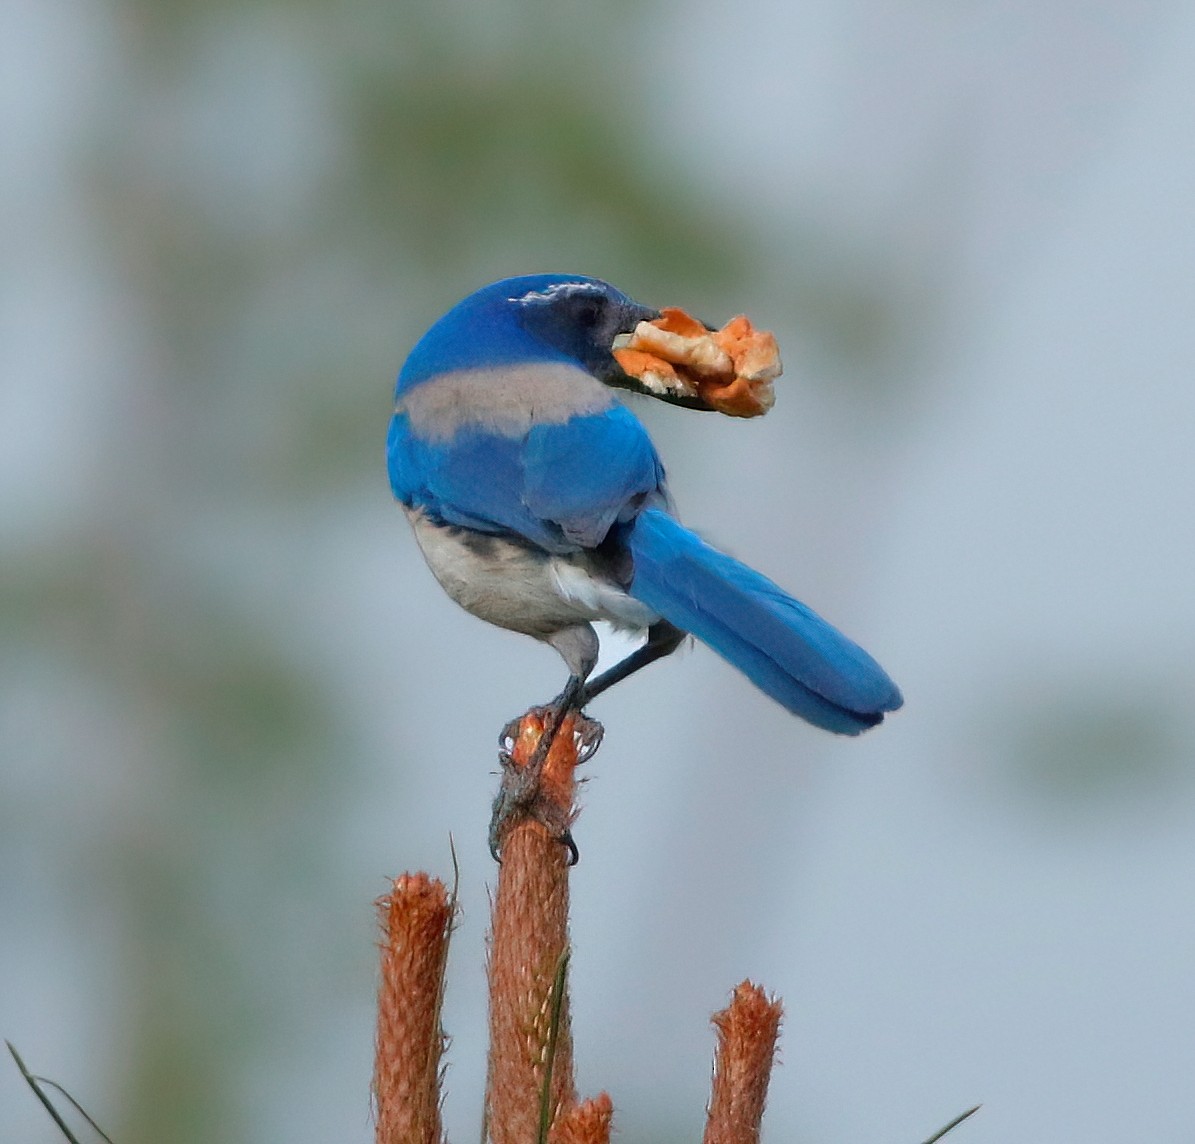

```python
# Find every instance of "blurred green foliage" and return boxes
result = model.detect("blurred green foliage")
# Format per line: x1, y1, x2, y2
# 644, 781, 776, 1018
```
1004, 687, 1184, 808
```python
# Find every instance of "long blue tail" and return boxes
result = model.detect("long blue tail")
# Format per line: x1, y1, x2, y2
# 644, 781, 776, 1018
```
626, 508, 903, 734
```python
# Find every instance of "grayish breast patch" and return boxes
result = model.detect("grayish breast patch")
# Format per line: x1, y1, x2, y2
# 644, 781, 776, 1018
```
396, 362, 614, 443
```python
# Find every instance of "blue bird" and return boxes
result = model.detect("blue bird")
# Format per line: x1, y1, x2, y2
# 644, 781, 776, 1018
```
388, 274, 903, 743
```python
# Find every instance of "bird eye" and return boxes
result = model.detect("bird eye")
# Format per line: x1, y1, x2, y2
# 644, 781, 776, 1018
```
574, 298, 603, 328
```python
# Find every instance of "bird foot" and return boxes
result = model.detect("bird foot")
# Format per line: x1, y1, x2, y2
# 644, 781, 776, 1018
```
489, 705, 603, 863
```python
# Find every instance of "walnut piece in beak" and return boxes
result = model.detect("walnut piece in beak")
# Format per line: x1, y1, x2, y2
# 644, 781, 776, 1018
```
611, 307, 782, 418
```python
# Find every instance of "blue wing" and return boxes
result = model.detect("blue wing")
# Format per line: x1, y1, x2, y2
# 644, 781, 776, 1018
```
388, 404, 666, 553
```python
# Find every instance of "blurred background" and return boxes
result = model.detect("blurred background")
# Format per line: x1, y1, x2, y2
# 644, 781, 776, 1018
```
3, 0, 1194, 1140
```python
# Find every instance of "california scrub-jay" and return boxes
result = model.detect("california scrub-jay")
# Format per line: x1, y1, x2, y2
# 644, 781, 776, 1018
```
388, 274, 902, 739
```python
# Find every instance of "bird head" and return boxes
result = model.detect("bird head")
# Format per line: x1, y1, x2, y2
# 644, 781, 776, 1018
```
396, 274, 712, 408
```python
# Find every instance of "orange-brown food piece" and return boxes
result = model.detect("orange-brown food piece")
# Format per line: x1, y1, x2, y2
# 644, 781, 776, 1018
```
654, 306, 709, 339
612, 307, 781, 418
610, 347, 683, 386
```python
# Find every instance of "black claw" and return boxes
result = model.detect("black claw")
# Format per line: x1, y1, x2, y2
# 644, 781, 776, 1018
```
574, 718, 604, 763
498, 717, 521, 749
559, 829, 580, 866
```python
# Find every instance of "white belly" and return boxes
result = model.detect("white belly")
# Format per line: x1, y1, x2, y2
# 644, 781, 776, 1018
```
405, 506, 658, 638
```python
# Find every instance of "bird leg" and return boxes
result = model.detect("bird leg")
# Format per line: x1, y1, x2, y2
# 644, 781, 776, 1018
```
579, 620, 687, 705
488, 621, 682, 862
489, 674, 603, 863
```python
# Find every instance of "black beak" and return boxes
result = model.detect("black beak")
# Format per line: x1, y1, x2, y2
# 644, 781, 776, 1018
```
621, 301, 661, 329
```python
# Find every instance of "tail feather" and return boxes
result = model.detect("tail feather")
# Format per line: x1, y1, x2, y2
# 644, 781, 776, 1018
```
626, 509, 903, 734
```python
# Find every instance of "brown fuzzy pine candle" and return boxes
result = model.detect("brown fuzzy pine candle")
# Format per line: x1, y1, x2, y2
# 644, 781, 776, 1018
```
485, 709, 585, 1144
703, 981, 784, 1144
374, 872, 454, 1144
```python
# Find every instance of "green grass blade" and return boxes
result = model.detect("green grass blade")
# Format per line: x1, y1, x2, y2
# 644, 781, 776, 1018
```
7, 1041, 86, 1144
536, 949, 571, 1144
921, 1103, 981, 1143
